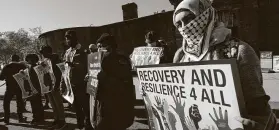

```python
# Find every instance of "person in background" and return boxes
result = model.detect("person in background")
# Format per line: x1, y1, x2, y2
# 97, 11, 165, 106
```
95, 33, 136, 130
89, 44, 98, 53
173, 0, 277, 129
39, 45, 66, 129
61, 30, 91, 129
145, 31, 171, 63
0, 54, 27, 124
25, 54, 45, 125
0, 55, 26, 124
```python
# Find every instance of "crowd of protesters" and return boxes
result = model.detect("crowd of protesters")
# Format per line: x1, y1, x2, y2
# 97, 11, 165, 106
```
0, 0, 277, 130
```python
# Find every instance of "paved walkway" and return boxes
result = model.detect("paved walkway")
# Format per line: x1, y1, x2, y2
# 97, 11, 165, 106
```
0, 99, 149, 130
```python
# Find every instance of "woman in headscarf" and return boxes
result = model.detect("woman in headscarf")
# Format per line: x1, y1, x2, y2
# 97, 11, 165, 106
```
173, 0, 277, 130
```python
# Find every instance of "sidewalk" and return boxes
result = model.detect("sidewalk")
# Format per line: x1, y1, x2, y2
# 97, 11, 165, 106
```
0, 98, 149, 130
0, 72, 278, 130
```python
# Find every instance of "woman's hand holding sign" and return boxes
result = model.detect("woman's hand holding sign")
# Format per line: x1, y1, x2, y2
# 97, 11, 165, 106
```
235, 116, 265, 130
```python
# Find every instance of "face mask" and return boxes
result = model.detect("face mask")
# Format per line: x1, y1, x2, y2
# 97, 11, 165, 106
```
178, 8, 210, 56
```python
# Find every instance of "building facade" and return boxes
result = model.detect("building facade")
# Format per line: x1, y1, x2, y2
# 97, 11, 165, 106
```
39, 1, 279, 59
39, 5, 177, 57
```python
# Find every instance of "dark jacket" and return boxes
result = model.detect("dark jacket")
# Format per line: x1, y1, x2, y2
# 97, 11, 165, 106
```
50, 54, 62, 90
61, 46, 87, 88
96, 51, 135, 130
29, 64, 41, 94
0, 62, 26, 91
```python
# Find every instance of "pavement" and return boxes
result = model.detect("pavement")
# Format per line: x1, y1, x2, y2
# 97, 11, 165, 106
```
0, 73, 278, 130
0, 81, 149, 130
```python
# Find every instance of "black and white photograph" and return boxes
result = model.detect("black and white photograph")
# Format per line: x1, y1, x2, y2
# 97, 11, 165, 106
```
0, 0, 278, 130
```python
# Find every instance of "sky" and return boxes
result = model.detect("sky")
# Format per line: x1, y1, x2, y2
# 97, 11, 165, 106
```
0, 0, 173, 33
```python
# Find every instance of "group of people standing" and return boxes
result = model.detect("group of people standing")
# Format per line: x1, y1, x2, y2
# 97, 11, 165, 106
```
0, 29, 137, 130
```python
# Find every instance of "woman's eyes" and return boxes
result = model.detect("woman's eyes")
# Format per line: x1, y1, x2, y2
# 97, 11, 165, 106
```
175, 14, 196, 28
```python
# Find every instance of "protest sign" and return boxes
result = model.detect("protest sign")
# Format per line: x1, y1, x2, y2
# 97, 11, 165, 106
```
57, 62, 74, 104
87, 52, 103, 128
260, 51, 273, 70
13, 69, 38, 99
273, 55, 279, 72
87, 52, 103, 95
130, 47, 163, 68
137, 60, 245, 130
131, 47, 163, 97
34, 59, 56, 94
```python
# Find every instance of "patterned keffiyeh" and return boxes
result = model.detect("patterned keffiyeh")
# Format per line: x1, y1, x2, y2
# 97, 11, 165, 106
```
174, 0, 217, 60
179, 8, 211, 56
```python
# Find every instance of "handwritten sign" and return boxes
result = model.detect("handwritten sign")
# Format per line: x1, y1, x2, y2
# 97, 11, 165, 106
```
13, 69, 38, 99
57, 62, 74, 104
130, 47, 163, 68
87, 52, 103, 128
136, 60, 245, 130
34, 59, 56, 94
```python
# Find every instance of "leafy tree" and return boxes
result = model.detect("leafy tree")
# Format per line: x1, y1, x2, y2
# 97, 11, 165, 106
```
0, 27, 43, 64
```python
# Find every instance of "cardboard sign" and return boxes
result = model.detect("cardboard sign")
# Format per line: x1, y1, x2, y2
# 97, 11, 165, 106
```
87, 52, 103, 95
260, 51, 273, 70
130, 47, 163, 68
137, 60, 245, 130
34, 59, 56, 94
273, 55, 279, 72
13, 69, 38, 99
57, 62, 74, 104
87, 52, 103, 128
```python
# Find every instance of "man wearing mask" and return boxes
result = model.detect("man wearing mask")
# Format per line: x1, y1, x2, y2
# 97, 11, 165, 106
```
95, 33, 135, 130
0, 54, 26, 124
39, 45, 66, 129
61, 30, 91, 129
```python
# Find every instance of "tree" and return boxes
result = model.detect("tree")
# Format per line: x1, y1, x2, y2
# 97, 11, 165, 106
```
0, 27, 43, 64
